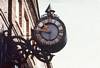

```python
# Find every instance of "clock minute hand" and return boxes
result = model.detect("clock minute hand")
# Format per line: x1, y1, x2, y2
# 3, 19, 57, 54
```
46, 31, 51, 34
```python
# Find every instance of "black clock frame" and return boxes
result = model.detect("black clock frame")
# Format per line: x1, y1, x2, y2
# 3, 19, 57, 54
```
33, 16, 67, 53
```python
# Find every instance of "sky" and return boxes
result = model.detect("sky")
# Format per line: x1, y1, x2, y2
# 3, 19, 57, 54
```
38, 0, 100, 68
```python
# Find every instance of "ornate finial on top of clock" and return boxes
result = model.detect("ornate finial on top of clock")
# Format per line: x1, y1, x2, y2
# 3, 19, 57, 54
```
45, 4, 55, 16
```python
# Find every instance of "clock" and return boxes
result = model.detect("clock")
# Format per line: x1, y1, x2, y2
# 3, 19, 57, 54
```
33, 15, 67, 53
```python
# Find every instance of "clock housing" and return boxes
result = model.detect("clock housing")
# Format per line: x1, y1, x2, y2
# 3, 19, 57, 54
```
33, 15, 67, 53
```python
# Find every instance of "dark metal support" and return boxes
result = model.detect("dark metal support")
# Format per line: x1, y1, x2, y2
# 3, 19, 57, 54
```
46, 63, 52, 68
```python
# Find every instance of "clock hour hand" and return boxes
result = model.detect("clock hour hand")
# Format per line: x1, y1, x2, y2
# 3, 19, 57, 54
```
39, 25, 48, 32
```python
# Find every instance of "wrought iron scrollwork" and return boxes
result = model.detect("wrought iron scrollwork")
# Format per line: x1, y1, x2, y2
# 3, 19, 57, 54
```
8, 35, 54, 65
34, 46, 54, 63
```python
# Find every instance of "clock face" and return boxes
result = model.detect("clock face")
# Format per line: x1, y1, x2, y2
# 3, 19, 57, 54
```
41, 23, 58, 41
35, 17, 64, 45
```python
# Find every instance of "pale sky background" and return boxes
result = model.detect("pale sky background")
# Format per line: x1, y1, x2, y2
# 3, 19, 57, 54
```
38, 0, 100, 68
